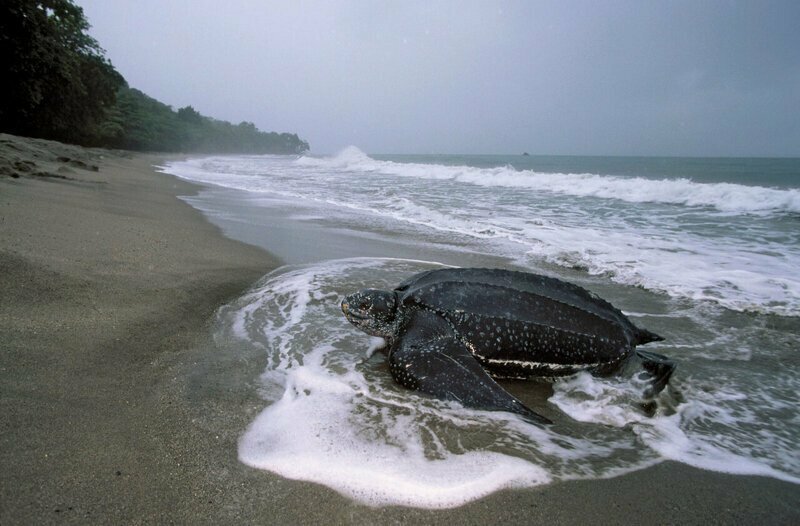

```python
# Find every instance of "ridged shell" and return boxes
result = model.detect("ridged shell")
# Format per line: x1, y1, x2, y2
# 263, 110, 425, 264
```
396, 268, 650, 375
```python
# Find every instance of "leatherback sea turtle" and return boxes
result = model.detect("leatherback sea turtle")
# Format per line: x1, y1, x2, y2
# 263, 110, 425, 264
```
341, 268, 675, 424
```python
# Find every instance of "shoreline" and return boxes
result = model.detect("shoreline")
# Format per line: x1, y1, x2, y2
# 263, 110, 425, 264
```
1, 135, 798, 524
0, 134, 279, 523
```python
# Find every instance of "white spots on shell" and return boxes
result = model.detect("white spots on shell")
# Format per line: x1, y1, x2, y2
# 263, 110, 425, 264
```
382, 270, 644, 388
434, 308, 631, 377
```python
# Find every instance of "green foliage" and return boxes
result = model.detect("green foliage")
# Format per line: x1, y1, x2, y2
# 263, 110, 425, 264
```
0, 0, 124, 143
0, 0, 309, 154
102, 88, 310, 154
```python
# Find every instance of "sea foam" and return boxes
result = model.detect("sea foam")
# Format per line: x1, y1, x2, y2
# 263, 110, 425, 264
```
217, 259, 800, 509
297, 147, 800, 215
229, 259, 555, 508
163, 152, 800, 316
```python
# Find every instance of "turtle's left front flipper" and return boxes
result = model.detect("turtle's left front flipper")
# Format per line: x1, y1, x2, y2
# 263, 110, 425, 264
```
388, 310, 552, 425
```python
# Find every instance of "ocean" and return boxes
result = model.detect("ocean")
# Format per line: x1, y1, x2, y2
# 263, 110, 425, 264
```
161, 150, 799, 508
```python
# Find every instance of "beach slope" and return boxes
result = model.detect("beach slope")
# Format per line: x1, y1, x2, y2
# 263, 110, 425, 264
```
1, 134, 797, 524
0, 134, 277, 522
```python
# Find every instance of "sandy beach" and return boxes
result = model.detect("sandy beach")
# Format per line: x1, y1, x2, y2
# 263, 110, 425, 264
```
1, 134, 798, 524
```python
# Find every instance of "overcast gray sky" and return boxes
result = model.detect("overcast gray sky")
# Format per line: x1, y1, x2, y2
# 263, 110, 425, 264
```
77, 0, 799, 156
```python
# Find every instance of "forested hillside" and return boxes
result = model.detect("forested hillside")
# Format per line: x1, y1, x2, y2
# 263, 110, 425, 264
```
99, 88, 309, 154
0, 0, 309, 154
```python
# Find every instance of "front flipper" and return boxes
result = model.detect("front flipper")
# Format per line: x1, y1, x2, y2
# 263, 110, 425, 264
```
388, 310, 552, 425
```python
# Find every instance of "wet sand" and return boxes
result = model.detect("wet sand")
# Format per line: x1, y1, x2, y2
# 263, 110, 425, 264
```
1, 134, 797, 524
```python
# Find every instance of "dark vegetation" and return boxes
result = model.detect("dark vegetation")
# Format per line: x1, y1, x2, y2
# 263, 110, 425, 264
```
104, 88, 309, 153
0, 0, 309, 154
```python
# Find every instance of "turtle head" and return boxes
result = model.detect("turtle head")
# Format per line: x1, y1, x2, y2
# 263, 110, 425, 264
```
341, 289, 398, 338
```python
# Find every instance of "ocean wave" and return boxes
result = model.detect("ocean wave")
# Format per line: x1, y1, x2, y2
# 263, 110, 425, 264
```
298, 147, 800, 215
162, 153, 800, 316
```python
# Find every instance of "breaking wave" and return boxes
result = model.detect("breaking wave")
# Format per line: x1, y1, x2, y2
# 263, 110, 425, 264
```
299, 147, 800, 215
163, 151, 800, 316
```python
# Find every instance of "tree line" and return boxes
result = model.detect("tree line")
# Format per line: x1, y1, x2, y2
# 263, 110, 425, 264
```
0, 0, 309, 154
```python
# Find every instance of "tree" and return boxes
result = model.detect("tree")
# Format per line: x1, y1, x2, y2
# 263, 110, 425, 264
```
1, 1, 310, 153
100, 87, 310, 153
0, 0, 125, 143
176, 105, 203, 124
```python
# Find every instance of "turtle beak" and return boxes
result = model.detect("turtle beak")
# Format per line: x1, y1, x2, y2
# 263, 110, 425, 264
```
341, 299, 349, 315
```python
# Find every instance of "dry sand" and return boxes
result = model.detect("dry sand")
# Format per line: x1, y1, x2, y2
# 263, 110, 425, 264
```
1, 134, 797, 524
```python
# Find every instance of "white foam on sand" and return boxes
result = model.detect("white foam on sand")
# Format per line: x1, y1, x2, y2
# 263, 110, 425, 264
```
229, 258, 554, 508
218, 258, 799, 509
550, 371, 800, 485
238, 346, 550, 508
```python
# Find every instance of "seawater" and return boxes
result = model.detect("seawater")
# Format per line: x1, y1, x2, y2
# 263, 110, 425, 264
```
161, 149, 800, 508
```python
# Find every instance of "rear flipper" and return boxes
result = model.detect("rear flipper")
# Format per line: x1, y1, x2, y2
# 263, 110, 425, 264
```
389, 310, 552, 425
635, 349, 676, 398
